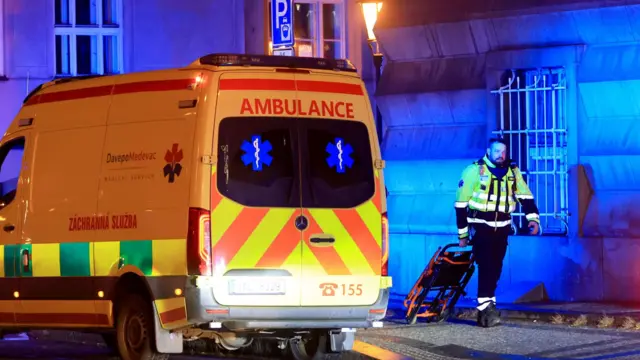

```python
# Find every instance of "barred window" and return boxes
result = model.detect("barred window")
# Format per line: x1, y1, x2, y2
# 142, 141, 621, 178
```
491, 68, 569, 235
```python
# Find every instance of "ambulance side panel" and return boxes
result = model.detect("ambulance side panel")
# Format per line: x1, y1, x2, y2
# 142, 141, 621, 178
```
94, 70, 204, 318
0, 98, 42, 326
18, 76, 114, 326
188, 70, 218, 212
0, 128, 33, 326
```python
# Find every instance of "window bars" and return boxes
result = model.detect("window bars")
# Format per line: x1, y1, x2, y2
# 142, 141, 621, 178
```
491, 68, 569, 235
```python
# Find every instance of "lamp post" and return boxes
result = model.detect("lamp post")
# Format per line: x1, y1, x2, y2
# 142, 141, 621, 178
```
359, 1, 384, 145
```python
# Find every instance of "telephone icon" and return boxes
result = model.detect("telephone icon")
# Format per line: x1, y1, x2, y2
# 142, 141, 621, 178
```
319, 282, 338, 297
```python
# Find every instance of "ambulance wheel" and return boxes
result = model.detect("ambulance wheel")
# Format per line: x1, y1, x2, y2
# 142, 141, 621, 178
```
290, 332, 339, 360
250, 338, 285, 357
115, 293, 169, 360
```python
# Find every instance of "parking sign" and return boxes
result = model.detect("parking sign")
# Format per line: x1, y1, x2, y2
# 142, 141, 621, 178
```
271, 0, 294, 48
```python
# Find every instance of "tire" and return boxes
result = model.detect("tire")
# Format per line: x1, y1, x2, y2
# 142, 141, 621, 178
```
251, 338, 286, 358
115, 293, 169, 360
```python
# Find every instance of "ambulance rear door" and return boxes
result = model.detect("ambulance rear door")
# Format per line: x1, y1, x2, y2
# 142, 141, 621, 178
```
295, 73, 383, 307
210, 71, 303, 307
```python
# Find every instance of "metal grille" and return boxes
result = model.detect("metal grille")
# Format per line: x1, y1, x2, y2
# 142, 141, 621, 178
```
490, 68, 569, 235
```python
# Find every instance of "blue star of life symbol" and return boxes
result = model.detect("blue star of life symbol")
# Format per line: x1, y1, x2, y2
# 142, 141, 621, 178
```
241, 135, 273, 172
326, 137, 354, 173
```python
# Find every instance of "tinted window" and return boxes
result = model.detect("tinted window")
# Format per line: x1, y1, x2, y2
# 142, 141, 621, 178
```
302, 119, 375, 208
216, 117, 298, 207
0, 138, 26, 208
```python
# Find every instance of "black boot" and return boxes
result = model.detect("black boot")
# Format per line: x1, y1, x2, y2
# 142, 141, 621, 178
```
477, 302, 501, 328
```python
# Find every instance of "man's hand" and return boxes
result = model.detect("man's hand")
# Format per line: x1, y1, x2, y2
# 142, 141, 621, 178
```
528, 221, 540, 235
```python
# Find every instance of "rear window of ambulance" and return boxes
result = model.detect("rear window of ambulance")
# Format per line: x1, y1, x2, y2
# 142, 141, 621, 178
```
216, 117, 298, 208
302, 119, 375, 208
215, 117, 375, 209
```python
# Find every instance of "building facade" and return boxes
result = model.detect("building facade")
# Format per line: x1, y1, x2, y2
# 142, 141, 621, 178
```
376, 0, 640, 303
4, 0, 638, 305
0, 0, 378, 131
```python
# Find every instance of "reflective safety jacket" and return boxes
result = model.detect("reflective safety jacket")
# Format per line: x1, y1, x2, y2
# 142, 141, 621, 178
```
455, 155, 540, 239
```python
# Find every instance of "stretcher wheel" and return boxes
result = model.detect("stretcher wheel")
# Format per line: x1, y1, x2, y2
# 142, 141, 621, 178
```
435, 308, 450, 323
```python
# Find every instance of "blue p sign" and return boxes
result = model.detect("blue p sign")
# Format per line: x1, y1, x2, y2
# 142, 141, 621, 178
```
271, 0, 294, 48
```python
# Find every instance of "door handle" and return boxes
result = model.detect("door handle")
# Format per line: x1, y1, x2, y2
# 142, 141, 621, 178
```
310, 237, 335, 243
3, 224, 15, 232
310, 235, 335, 247
22, 249, 30, 272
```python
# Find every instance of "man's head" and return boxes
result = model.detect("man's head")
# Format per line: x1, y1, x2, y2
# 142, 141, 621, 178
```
486, 137, 507, 166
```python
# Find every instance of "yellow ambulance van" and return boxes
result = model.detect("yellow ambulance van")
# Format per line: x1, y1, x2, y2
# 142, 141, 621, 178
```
0, 54, 391, 360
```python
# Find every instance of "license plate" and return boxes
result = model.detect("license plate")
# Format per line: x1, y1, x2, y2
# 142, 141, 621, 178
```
228, 279, 286, 295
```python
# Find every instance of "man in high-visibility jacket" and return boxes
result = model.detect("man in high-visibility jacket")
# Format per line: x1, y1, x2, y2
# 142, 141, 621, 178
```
455, 137, 540, 327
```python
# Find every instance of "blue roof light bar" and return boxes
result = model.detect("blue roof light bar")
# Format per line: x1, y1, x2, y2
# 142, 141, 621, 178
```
197, 53, 358, 73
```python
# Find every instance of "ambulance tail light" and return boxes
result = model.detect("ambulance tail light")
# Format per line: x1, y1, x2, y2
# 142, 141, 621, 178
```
187, 207, 212, 276
381, 212, 389, 276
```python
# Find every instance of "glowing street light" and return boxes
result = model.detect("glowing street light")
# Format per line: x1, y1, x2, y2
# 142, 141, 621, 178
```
360, 2, 383, 54
359, 1, 384, 144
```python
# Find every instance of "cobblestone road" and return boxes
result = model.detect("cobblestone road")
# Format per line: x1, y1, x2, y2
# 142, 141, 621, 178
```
4, 319, 640, 359
356, 318, 640, 359
0, 333, 371, 360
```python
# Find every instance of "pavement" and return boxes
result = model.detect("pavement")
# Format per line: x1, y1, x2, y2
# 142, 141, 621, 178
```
357, 318, 640, 360
0, 334, 373, 359
5, 317, 640, 360
4, 300, 640, 359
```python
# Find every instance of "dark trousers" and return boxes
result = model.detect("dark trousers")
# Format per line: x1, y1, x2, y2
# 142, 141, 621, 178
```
471, 222, 510, 299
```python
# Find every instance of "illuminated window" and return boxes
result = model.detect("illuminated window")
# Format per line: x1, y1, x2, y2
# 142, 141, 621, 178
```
54, 0, 123, 77
0, 0, 4, 77
268, 0, 346, 59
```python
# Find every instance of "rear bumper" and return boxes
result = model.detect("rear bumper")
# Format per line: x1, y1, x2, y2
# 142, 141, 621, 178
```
184, 277, 391, 331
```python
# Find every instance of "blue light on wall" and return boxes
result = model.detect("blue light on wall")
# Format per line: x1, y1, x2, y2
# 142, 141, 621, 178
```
377, 6, 640, 304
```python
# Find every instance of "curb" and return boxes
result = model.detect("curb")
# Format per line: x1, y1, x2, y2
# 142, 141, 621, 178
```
386, 305, 640, 328
487, 307, 640, 325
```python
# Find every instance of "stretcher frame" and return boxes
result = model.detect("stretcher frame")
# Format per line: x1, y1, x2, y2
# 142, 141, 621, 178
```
403, 243, 475, 325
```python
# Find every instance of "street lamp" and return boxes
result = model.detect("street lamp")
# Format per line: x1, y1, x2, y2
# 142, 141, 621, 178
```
359, 1, 384, 145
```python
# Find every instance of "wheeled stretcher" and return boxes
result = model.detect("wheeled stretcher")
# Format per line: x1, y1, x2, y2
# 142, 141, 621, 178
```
403, 243, 475, 324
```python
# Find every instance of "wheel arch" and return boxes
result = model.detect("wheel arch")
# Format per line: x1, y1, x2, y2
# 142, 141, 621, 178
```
111, 269, 155, 322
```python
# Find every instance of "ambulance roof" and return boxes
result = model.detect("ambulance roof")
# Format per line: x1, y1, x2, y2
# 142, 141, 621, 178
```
22, 74, 106, 106
20, 54, 359, 106
190, 53, 359, 73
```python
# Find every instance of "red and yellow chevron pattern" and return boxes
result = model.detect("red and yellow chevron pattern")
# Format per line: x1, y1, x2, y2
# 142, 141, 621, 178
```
209, 168, 383, 277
